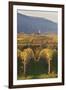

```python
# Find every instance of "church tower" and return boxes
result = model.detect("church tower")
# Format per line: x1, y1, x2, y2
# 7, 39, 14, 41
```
38, 30, 40, 34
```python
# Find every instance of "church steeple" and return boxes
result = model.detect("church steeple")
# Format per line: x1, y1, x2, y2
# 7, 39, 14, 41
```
38, 30, 40, 34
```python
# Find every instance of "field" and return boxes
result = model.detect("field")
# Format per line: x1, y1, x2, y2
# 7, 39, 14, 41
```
17, 33, 58, 80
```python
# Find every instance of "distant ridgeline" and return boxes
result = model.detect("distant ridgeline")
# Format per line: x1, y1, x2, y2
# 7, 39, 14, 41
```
17, 13, 58, 34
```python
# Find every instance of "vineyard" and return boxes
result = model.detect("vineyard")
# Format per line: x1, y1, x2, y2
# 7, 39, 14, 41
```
17, 33, 58, 80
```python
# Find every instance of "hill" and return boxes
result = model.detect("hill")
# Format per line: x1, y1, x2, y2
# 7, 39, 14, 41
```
17, 13, 58, 34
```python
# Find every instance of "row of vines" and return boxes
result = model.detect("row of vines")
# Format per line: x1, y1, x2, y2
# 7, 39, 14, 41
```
17, 46, 58, 78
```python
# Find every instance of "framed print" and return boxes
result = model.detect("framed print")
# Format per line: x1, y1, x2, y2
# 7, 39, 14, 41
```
9, 1, 64, 88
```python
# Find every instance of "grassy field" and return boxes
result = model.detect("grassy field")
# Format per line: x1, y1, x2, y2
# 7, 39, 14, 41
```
17, 73, 57, 80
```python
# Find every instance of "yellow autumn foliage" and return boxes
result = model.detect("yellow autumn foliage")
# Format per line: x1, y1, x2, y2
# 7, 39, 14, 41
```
38, 48, 54, 62
17, 49, 22, 57
20, 48, 35, 63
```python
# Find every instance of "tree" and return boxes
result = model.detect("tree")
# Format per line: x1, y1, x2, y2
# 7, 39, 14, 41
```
39, 48, 54, 74
20, 48, 35, 75
20, 51, 27, 75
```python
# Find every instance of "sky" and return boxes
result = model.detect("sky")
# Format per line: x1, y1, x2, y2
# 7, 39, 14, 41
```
17, 9, 58, 23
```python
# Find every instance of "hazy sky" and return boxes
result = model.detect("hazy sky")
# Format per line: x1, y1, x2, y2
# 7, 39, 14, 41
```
17, 9, 58, 23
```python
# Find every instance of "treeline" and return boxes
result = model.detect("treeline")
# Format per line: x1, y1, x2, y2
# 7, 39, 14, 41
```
17, 35, 57, 50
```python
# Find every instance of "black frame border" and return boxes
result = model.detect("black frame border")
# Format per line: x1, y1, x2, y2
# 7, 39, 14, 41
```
9, 1, 64, 88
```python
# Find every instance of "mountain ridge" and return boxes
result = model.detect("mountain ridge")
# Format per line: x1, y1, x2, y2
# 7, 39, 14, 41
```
17, 13, 58, 34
